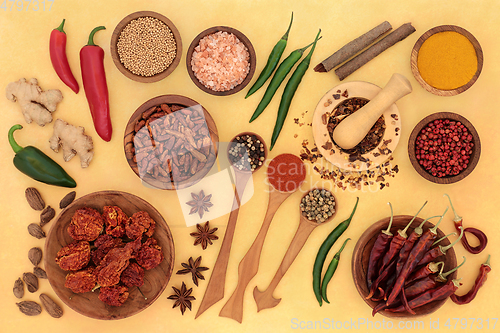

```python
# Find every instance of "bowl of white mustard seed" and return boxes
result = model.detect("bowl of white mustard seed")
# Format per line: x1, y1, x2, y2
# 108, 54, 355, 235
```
111, 11, 182, 83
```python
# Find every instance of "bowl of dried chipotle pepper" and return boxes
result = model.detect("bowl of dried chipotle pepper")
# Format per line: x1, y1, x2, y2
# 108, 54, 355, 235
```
124, 94, 219, 190
352, 214, 458, 318
44, 190, 175, 320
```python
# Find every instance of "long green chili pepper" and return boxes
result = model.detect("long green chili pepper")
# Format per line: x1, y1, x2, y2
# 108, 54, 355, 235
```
313, 197, 359, 306
249, 39, 316, 123
270, 30, 321, 150
245, 13, 293, 99
321, 237, 350, 304
8, 124, 77, 188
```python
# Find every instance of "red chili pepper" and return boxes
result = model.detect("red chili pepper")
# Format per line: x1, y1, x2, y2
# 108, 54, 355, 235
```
386, 207, 448, 305
378, 201, 427, 275
406, 262, 444, 286
366, 203, 394, 289
451, 255, 491, 305
395, 215, 441, 277
80, 26, 112, 142
366, 259, 396, 300
50, 19, 79, 94
445, 194, 487, 254
418, 228, 463, 267
386, 278, 462, 313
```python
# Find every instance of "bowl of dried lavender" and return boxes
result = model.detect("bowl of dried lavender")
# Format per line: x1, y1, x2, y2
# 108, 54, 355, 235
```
110, 11, 182, 83
124, 95, 219, 190
312, 81, 401, 172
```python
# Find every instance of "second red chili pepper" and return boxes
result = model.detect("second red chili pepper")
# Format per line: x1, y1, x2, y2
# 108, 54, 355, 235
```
80, 26, 112, 142
50, 19, 79, 94
451, 255, 491, 305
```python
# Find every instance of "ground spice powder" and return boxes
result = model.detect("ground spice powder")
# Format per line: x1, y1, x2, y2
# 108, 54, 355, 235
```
417, 31, 477, 90
267, 154, 306, 193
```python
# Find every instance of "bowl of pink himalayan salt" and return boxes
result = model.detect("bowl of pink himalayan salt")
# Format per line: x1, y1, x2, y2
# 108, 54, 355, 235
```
187, 26, 256, 96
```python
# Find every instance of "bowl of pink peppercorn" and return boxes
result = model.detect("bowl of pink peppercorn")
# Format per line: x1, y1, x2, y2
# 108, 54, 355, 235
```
408, 112, 481, 184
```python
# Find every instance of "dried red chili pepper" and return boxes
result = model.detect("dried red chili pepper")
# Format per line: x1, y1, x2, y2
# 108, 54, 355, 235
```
386, 207, 448, 305
395, 215, 441, 277
50, 19, 79, 94
445, 194, 487, 254
451, 255, 491, 305
378, 202, 427, 275
418, 228, 463, 266
366, 259, 396, 299
80, 26, 112, 142
386, 278, 462, 313
406, 262, 444, 286
366, 203, 394, 289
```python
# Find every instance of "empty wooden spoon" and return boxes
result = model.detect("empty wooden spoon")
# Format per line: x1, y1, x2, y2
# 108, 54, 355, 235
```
196, 132, 266, 319
219, 154, 306, 323
253, 188, 337, 312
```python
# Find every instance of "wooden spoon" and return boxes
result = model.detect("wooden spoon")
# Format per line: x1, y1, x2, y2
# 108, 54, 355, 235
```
253, 189, 337, 312
196, 132, 266, 319
219, 154, 306, 323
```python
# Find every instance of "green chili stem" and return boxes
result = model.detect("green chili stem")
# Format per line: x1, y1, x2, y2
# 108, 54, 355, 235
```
414, 215, 441, 236
429, 207, 448, 234
484, 254, 491, 267
440, 226, 464, 253
281, 12, 293, 41
444, 193, 462, 222
8, 124, 24, 153
430, 261, 445, 274
441, 256, 466, 279
55, 19, 66, 33
432, 232, 457, 246
87, 26, 105, 46
382, 202, 394, 236
399, 201, 428, 238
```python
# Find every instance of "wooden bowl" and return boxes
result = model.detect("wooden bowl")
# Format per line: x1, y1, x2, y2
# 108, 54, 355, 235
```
411, 25, 483, 96
312, 81, 401, 172
186, 26, 256, 96
408, 112, 481, 184
110, 11, 182, 83
352, 215, 457, 318
44, 190, 175, 320
124, 94, 219, 190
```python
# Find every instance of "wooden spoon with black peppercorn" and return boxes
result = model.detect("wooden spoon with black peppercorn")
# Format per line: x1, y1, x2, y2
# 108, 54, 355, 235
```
196, 132, 267, 319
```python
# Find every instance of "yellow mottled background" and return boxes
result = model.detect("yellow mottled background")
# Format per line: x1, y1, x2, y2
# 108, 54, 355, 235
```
1, 0, 499, 332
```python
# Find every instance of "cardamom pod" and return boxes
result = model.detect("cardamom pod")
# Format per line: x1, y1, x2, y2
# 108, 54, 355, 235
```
23, 272, 39, 293
13, 278, 24, 299
59, 191, 76, 209
33, 266, 48, 279
28, 223, 46, 239
16, 301, 42, 316
40, 205, 55, 227
25, 187, 45, 211
28, 247, 43, 266
39, 293, 63, 318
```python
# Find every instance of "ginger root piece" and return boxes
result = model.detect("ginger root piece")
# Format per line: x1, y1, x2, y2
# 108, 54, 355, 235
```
6, 78, 63, 126
49, 119, 94, 168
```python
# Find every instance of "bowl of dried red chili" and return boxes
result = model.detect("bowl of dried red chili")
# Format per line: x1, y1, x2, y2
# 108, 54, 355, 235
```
352, 214, 457, 318
44, 190, 175, 320
408, 112, 481, 184
124, 94, 219, 190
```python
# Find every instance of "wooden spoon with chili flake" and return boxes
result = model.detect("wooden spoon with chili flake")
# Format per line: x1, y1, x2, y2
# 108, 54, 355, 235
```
253, 188, 337, 312
219, 153, 306, 323
196, 132, 267, 319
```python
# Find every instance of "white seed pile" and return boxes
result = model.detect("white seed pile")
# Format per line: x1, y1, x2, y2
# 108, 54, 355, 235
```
117, 16, 177, 77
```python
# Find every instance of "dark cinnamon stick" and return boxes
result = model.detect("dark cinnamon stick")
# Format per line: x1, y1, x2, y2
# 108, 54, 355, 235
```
314, 21, 392, 73
335, 23, 416, 81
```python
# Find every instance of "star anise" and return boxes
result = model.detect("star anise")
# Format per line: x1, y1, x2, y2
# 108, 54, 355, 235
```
167, 282, 195, 315
190, 221, 219, 250
186, 190, 213, 219
176, 256, 209, 286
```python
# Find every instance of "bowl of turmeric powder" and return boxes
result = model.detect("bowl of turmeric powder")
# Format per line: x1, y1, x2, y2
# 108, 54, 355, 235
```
410, 25, 483, 96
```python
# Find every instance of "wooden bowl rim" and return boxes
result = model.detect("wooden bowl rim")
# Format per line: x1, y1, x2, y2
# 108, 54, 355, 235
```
110, 11, 183, 83
407, 111, 481, 184
351, 214, 457, 318
226, 131, 268, 174
186, 26, 256, 96
410, 25, 483, 96
44, 190, 175, 320
312, 81, 401, 172
299, 187, 338, 227
124, 94, 219, 190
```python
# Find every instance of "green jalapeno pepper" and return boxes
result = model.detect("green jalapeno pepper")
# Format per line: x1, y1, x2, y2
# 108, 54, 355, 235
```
9, 124, 77, 188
